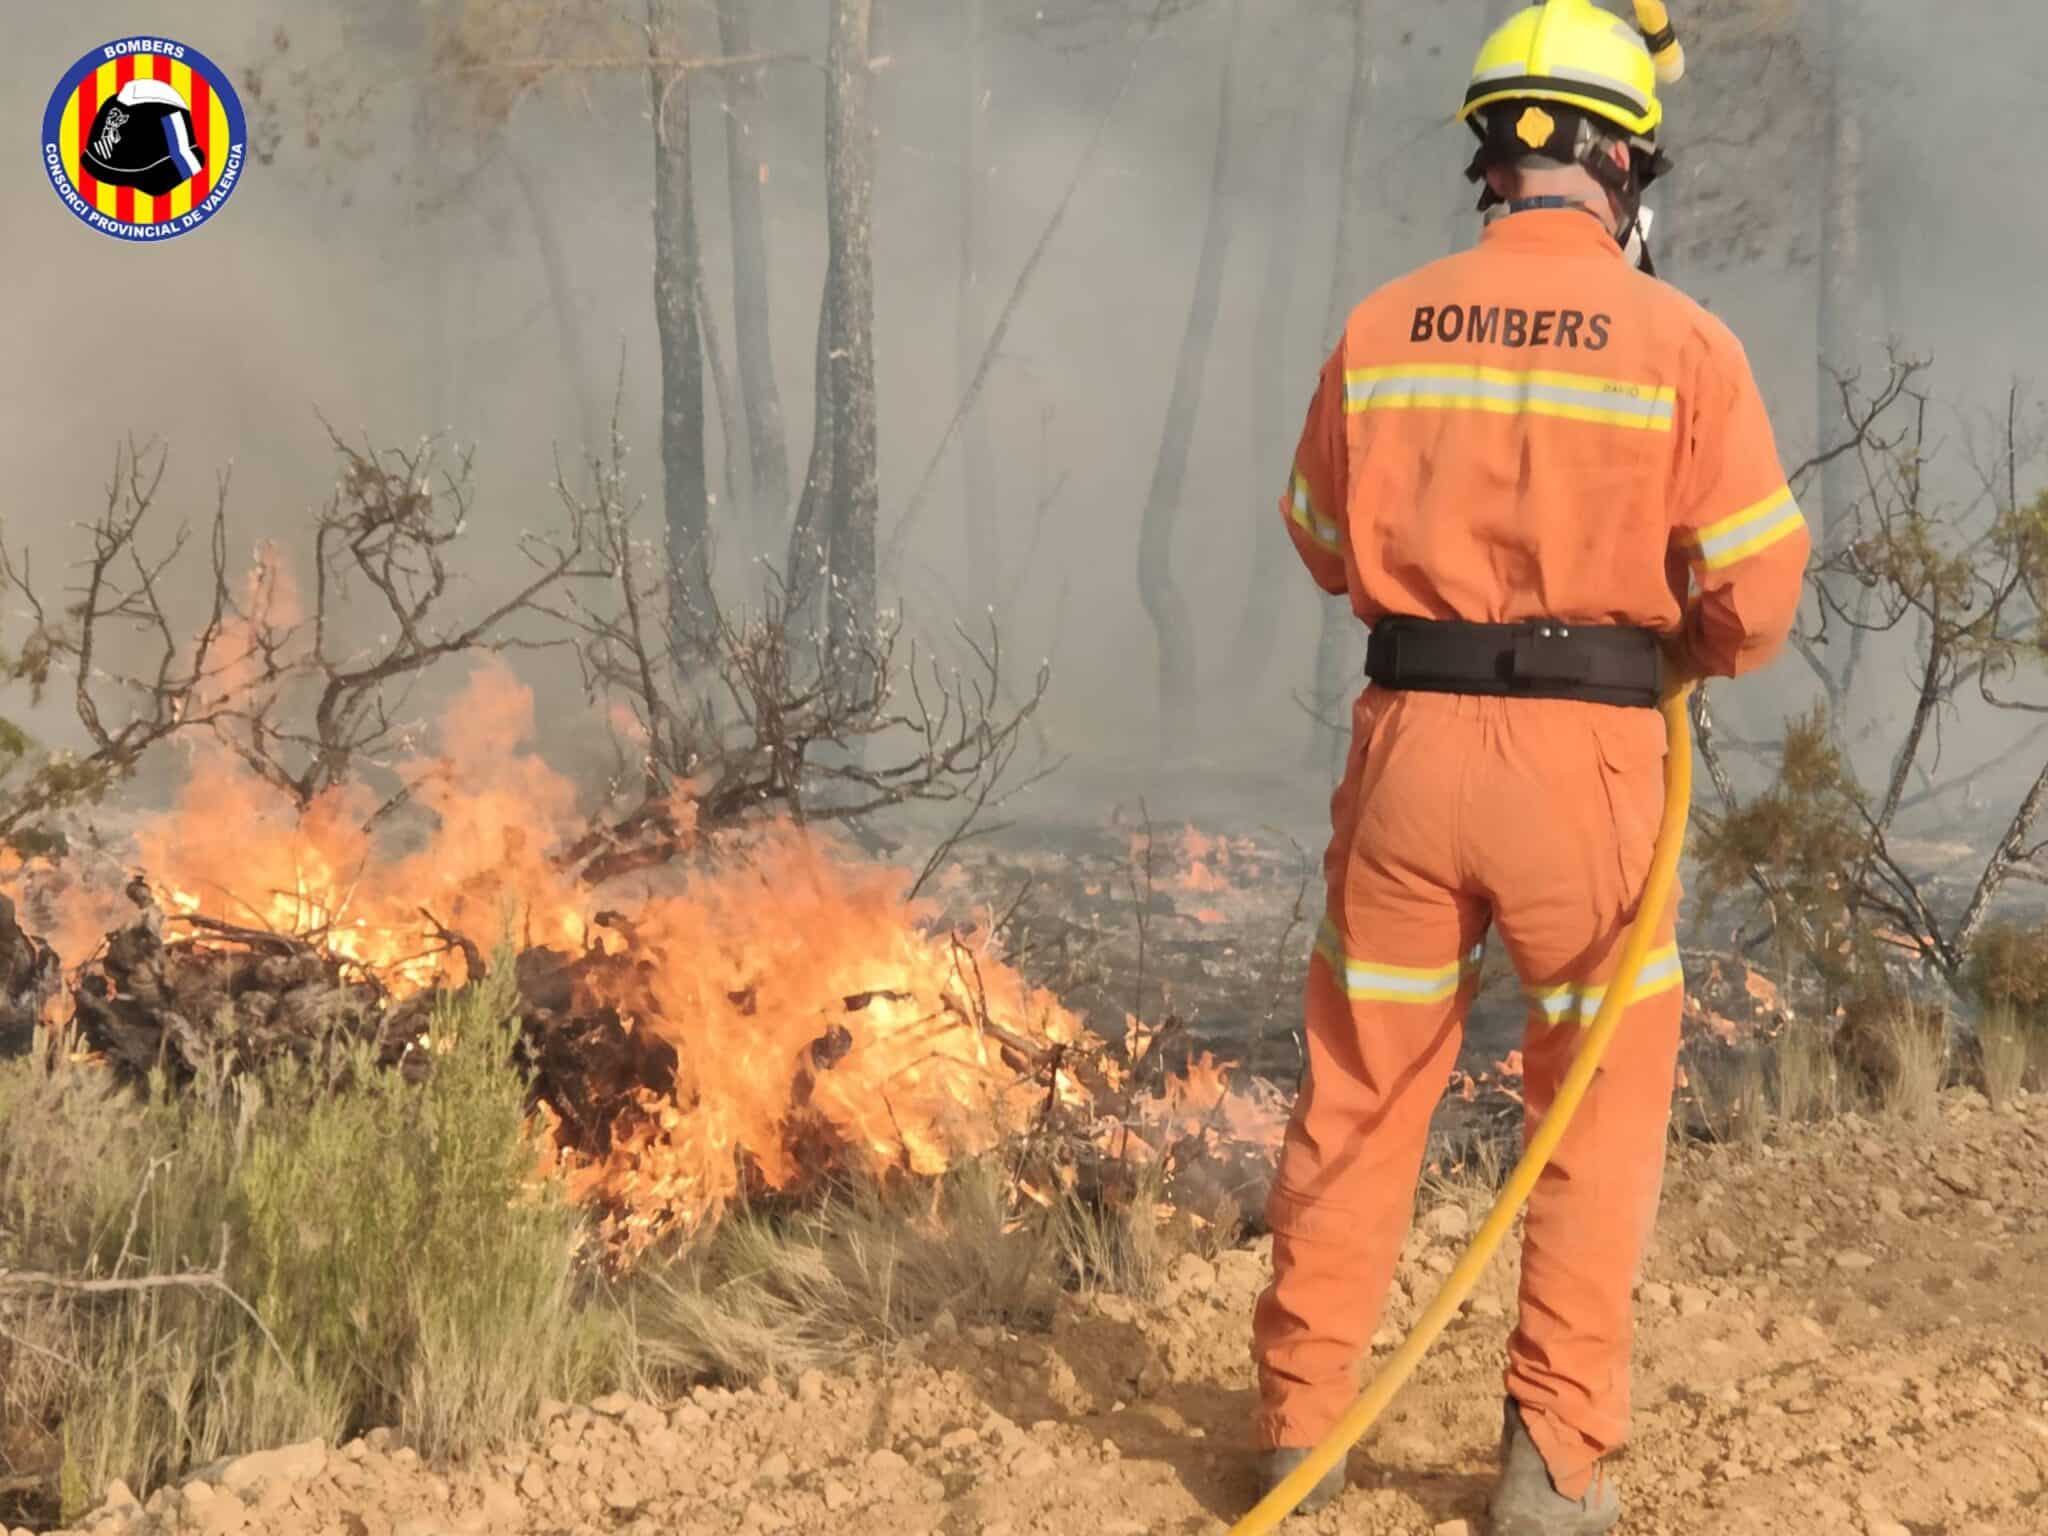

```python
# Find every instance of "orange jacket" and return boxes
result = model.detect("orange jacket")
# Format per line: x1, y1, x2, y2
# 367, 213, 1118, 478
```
1282, 208, 1808, 679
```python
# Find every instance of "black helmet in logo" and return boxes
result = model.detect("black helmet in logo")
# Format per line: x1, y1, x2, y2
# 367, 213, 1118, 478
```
83, 78, 205, 197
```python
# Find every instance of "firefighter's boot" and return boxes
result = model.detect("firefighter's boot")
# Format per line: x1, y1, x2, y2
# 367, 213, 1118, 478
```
1253, 1448, 1347, 1516
1487, 1400, 1621, 1536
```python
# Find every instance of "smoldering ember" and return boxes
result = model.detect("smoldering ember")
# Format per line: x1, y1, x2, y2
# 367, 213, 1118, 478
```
4, 3, 2045, 1535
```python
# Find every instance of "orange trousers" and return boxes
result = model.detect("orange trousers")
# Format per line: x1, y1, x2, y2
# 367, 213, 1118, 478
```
1251, 688, 1683, 1500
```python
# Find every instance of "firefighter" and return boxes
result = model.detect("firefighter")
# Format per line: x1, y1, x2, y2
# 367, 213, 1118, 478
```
1249, 2, 1808, 1531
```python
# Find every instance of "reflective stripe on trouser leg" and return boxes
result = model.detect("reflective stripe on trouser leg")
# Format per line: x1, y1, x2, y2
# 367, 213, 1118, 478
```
1504, 911, 1683, 1500
1251, 917, 1485, 1450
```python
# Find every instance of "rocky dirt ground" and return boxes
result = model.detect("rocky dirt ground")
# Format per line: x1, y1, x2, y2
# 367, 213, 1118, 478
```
39, 1089, 2047, 1536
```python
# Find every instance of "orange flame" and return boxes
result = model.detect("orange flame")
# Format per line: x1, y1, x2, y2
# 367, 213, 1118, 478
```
8, 644, 1288, 1253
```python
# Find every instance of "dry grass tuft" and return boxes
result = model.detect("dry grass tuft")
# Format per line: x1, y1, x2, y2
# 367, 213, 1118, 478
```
1772, 1020, 1845, 1123
1977, 1006, 2040, 1110
1872, 1000, 1950, 1123
631, 1159, 1064, 1389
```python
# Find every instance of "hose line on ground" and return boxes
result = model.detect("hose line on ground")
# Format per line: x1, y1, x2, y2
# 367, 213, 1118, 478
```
1229, 684, 1695, 1535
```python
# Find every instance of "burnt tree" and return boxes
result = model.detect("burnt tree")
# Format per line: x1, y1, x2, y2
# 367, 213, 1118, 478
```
1137, 0, 1242, 758
715, 0, 793, 545
958, 0, 1001, 619
1815, 0, 1864, 557
1228, 44, 1309, 705
1307, 0, 1375, 770
509, 147, 601, 456
648, 0, 714, 650
821, 0, 880, 679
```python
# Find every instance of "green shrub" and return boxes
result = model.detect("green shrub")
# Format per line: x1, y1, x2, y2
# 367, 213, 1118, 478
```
0, 967, 628, 1522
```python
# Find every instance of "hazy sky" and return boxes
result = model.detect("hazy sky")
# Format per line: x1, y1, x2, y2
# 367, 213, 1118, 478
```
7, 1, 2046, 799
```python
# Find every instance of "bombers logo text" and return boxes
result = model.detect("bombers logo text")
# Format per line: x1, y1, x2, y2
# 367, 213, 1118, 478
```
42, 37, 247, 242
1412, 304, 1613, 352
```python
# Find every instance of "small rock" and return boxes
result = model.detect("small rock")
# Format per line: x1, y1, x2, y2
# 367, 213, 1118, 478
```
1421, 1203, 1472, 1242
796, 1368, 827, 1403
219, 1439, 327, 1492
1936, 1160, 1980, 1196
964, 1324, 999, 1349
1639, 1281, 1674, 1309
866, 1448, 910, 1478
1703, 1227, 1740, 1263
590, 1392, 637, 1417
939, 1427, 981, 1451
757, 1451, 792, 1483
1866, 1522, 1911, 1536
823, 1479, 856, 1511
480, 1479, 523, 1525
1832, 1250, 1878, 1272
1012, 1449, 1058, 1479
185, 1497, 249, 1536
1433, 1522, 1474, 1536
101, 1479, 140, 1511
929, 1308, 959, 1340
1167, 1252, 1218, 1295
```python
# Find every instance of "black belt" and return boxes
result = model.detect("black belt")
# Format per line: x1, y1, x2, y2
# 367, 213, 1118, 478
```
1364, 617, 1662, 709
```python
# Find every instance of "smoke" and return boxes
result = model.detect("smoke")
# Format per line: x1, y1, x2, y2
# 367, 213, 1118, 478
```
5, 0, 2048, 816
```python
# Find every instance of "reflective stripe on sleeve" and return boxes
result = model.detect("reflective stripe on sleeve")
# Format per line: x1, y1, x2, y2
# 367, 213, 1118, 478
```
1314, 917, 1485, 1005
1286, 472, 1342, 554
1345, 364, 1676, 432
1684, 485, 1806, 572
1526, 943, 1684, 1024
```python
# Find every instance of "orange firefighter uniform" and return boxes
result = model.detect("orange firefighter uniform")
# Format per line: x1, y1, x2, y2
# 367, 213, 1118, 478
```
1252, 206, 1809, 1499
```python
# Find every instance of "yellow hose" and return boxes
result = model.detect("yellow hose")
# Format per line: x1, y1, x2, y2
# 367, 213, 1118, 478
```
1230, 685, 1695, 1534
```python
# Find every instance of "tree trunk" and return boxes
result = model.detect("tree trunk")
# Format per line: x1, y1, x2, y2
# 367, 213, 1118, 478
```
648, 2, 713, 651
822, 0, 879, 675
958, 0, 1001, 617
509, 149, 600, 456
716, 0, 792, 548
1137, 0, 1241, 760
1307, 0, 1374, 772
691, 227, 746, 527
785, 269, 838, 639
1227, 75, 1307, 704
1816, 0, 1862, 557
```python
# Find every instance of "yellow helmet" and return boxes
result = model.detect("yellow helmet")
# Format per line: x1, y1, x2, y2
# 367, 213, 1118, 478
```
1460, 0, 1664, 142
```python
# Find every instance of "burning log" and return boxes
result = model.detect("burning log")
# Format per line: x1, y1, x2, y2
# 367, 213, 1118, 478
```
0, 893, 59, 1058
70, 904, 404, 1085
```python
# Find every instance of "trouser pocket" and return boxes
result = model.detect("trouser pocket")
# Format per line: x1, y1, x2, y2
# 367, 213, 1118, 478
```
1590, 710, 1667, 903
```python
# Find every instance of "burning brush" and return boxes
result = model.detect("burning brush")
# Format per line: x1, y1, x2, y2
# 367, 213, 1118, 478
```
2, 665, 1287, 1259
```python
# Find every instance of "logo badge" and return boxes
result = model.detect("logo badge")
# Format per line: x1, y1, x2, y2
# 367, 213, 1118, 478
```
42, 37, 246, 242
1515, 105, 1558, 150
